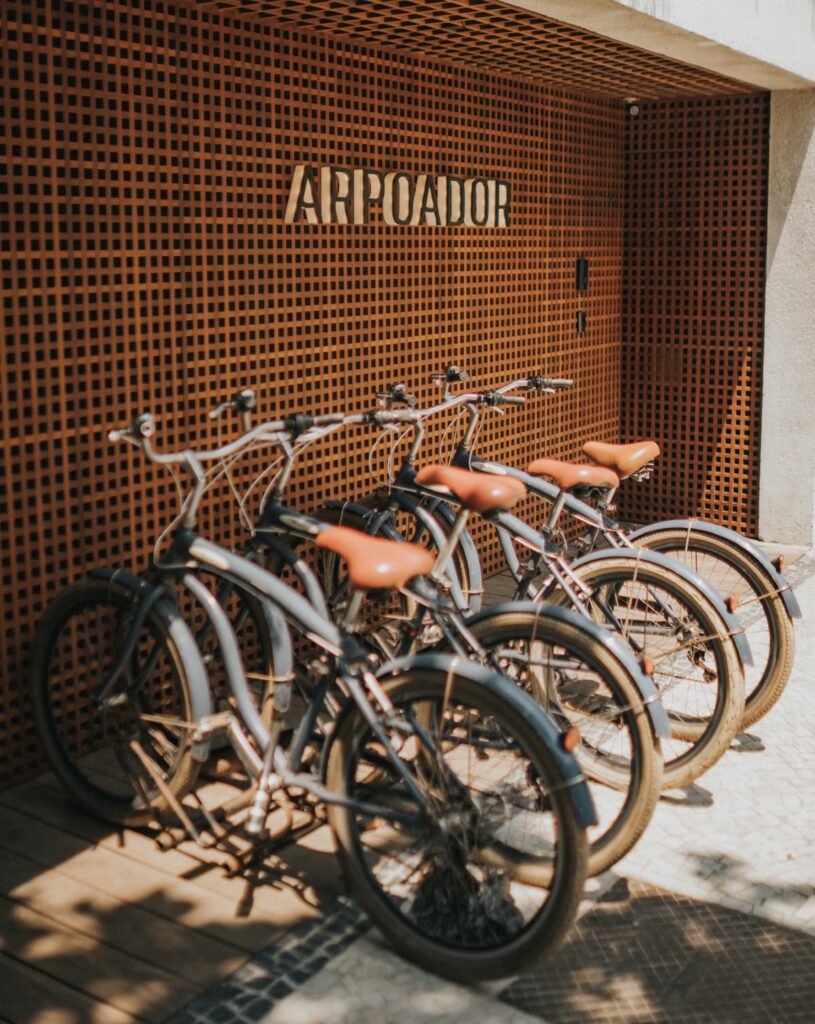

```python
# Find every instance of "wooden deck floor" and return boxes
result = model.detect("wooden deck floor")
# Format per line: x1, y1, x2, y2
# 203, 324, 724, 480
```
0, 772, 344, 1024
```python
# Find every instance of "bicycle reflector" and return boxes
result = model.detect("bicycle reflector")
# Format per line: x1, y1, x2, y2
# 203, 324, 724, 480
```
726, 594, 740, 614
774, 555, 784, 574
642, 654, 655, 676
560, 725, 581, 753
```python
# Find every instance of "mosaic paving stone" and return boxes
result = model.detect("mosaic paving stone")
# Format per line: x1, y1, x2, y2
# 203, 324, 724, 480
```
502, 879, 815, 1024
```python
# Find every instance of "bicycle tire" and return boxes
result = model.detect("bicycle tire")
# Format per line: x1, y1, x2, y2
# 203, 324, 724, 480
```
632, 528, 795, 730
313, 502, 473, 626
465, 609, 662, 876
544, 557, 745, 790
325, 669, 588, 981
29, 577, 202, 826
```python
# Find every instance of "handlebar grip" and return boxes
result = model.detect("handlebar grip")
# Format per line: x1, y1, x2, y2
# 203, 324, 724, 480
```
431, 365, 470, 385
284, 413, 315, 437
234, 388, 256, 412
109, 413, 156, 443
526, 375, 574, 392
481, 391, 525, 407
366, 409, 419, 426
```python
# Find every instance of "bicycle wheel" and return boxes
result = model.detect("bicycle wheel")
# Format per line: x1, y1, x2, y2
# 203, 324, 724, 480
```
190, 571, 280, 726
312, 502, 474, 641
29, 577, 201, 826
632, 529, 795, 730
325, 669, 588, 981
309, 504, 415, 656
466, 609, 662, 876
545, 557, 745, 789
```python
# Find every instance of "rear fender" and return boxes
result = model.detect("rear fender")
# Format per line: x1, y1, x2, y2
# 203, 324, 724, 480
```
388, 491, 470, 611
463, 601, 671, 739
370, 652, 598, 828
323, 499, 405, 541
418, 496, 483, 612
629, 519, 802, 620
568, 547, 754, 668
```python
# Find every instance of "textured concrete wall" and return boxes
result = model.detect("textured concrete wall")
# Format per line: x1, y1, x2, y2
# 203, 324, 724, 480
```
612, 0, 815, 84
759, 89, 815, 544
503, 0, 815, 88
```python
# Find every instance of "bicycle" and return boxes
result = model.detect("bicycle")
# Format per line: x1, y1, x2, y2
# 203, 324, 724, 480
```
209, 393, 668, 877
310, 381, 750, 791
30, 411, 595, 980
433, 368, 798, 731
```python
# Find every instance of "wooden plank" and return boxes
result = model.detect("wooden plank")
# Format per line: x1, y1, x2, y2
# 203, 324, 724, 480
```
3, 779, 337, 922
0, 951, 135, 1024
0, 847, 241, 987
0, 897, 196, 1023
0, 802, 279, 953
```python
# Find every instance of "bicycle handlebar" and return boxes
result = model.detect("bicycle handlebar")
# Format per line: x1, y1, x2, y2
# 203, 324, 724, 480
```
496, 376, 574, 395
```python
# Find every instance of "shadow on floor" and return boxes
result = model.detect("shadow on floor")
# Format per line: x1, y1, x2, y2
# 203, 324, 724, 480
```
502, 877, 815, 1024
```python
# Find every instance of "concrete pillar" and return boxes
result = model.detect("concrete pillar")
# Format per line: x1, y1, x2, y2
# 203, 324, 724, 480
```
759, 89, 815, 544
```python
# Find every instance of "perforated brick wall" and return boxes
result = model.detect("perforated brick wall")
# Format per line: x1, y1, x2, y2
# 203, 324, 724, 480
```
618, 95, 769, 534
0, 0, 764, 787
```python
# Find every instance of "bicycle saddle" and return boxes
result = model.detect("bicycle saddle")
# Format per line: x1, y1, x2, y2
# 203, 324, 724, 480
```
582, 440, 660, 479
315, 526, 435, 591
416, 464, 526, 514
526, 458, 619, 491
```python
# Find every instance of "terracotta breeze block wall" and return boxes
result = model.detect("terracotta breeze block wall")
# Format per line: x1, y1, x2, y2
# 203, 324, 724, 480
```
619, 94, 769, 534
0, 0, 625, 785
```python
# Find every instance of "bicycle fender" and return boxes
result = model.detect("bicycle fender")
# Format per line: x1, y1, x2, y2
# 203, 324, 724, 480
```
323, 499, 405, 541
389, 491, 469, 610
568, 547, 754, 668
629, 519, 802, 621
87, 568, 213, 762
182, 573, 271, 755
374, 652, 598, 829
252, 536, 330, 619
462, 601, 671, 740
423, 498, 484, 612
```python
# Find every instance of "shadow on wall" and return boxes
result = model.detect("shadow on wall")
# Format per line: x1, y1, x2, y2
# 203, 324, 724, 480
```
766, 90, 815, 269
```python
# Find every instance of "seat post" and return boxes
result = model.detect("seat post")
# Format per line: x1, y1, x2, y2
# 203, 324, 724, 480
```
544, 491, 567, 533
431, 507, 470, 582
341, 590, 365, 631
596, 483, 618, 514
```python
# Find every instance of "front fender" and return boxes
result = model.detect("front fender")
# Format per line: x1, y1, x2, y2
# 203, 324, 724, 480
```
629, 519, 802, 621
87, 567, 213, 761
323, 499, 405, 541
463, 601, 671, 739
374, 652, 598, 828
568, 548, 754, 669
421, 497, 484, 613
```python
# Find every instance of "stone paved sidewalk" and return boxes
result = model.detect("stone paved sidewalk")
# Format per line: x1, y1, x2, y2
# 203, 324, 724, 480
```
173, 549, 815, 1024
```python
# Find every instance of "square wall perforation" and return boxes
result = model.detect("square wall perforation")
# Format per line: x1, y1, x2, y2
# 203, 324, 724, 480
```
619, 94, 769, 534
0, 0, 767, 788
0, 0, 630, 787
190, 0, 754, 100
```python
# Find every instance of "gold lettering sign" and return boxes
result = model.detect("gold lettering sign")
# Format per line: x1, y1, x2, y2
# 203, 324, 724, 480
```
285, 165, 511, 227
